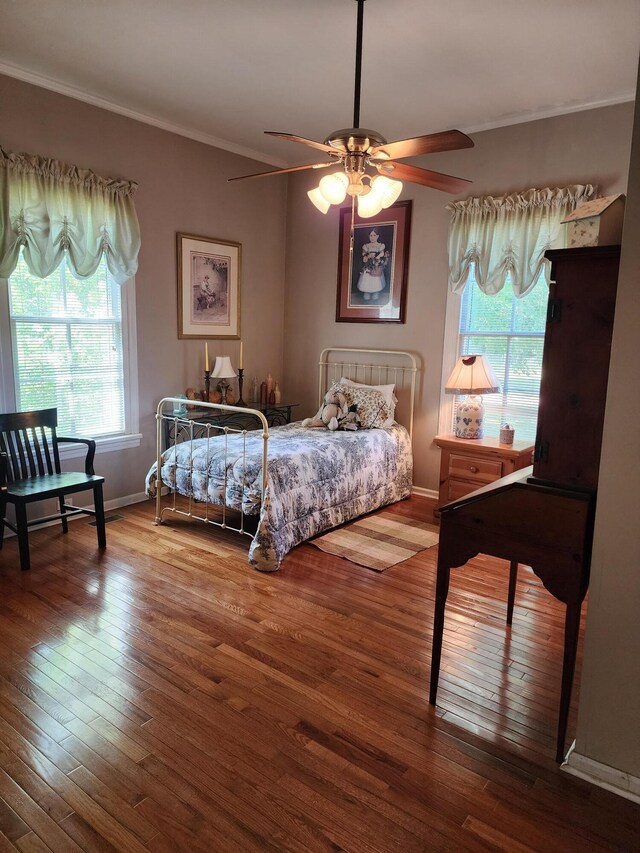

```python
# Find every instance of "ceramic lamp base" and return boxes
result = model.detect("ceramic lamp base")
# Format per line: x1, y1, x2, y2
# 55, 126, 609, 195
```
454, 395, 484, 439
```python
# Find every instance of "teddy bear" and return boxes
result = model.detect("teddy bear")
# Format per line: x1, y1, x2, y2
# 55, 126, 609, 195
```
338, 405, 360, 431
302, 388, 349, 431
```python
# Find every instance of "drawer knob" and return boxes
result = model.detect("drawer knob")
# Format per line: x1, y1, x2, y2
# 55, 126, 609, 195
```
469, 465, 479, 473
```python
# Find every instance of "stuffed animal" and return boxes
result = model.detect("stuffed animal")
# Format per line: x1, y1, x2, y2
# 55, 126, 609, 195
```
338, 405, 360, 431
302, 388, 349, 431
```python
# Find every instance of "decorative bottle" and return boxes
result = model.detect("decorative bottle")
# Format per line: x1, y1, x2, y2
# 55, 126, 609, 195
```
266, 373, 273, 398
268, 388, 276, 405
260, 381, 267, 406
274, 382, 281, 405
250, 376, 260, 402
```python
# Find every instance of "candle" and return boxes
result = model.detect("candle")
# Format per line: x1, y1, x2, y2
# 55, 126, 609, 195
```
205, 342, 209, 372
239, 341, 243, 370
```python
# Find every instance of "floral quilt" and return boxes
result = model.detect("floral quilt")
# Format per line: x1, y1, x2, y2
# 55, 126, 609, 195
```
145, 421, 413, 572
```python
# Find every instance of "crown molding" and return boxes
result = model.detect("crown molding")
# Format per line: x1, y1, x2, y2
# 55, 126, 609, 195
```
462, 91, 636, 136
1, 59, 634, 163
0, 60, 287, 169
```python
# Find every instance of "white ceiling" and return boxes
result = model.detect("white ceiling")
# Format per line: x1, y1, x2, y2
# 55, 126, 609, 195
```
1, 0, 639, 168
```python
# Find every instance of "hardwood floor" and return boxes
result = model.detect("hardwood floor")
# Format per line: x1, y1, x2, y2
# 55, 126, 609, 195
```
0, 495, 638, 851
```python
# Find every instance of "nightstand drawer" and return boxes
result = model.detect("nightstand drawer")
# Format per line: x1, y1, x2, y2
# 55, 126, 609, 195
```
449, 453, 502, 484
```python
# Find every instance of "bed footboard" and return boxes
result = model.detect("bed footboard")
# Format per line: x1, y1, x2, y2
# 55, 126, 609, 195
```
154, 397, 269, 539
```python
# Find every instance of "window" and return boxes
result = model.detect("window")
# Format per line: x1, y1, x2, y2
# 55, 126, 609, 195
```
454, 264, 547, 441
1, 253, 139, 449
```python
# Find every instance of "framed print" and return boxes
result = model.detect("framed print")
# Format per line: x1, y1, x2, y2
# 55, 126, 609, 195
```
336, 200, 412, 323
177, 233, 241, 339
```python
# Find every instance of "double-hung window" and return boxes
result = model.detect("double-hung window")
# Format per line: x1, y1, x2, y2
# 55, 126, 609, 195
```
0, 147, 141, 452
454, 264, 547, 441
442, 184, 596, 442
2, 253, 138, 444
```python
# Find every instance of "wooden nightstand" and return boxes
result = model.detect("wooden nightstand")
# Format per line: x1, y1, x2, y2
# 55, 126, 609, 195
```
434, 434, 534, 508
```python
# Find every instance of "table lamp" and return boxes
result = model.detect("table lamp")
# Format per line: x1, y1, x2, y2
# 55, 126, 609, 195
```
445, 354, 500, 439
211, 356, 236, 404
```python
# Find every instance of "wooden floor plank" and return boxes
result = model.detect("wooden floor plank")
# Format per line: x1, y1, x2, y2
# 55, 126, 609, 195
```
0, 495, 637, 852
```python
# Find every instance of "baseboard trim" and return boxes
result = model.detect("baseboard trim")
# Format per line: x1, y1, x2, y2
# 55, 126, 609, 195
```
562, 742, 640, 804
2, 491, 151, 538
411, 486, 439, 500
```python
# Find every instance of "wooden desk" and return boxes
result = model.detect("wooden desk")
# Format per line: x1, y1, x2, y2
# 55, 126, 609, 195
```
429, 466, 595, 762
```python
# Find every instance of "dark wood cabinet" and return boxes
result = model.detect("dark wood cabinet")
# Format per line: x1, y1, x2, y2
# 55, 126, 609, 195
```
532, 245, 620, 491
430, 245, 621, 763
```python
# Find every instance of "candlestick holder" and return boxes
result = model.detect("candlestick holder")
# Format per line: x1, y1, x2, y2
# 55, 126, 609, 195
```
204, 369, 211, 404
236, 367, 247, 407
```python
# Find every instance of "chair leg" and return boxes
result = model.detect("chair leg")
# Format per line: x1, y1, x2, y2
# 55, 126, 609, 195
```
93, 483, 106, 549
59, 495, 69, 534
0, 514, 5, 549
15, 503, 30, 571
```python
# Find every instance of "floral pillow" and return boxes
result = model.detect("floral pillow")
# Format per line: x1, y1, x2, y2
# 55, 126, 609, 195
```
329, 382, 393, 429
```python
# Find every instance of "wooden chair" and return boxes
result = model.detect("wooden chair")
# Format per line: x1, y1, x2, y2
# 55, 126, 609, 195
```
0, 408, 106, 570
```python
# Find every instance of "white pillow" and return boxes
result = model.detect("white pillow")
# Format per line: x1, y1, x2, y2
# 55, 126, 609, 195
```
339, 377, 396, 427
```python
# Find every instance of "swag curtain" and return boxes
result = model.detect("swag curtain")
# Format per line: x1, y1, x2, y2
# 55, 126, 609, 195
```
447, 184, 596, 297
0, 147, 140, 285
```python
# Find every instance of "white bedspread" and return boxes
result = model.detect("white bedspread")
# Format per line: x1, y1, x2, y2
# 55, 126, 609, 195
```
145, 421, 413, 571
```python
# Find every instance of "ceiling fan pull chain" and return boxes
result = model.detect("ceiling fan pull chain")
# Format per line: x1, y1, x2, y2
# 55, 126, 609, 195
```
353, 0, 365, 129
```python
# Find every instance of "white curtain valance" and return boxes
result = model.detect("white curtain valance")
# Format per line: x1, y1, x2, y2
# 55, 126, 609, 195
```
0, 147, 140, 285
447, 184, 596, 297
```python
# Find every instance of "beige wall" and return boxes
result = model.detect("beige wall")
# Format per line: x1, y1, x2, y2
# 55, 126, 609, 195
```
574, 65, 640, 775
0, 73, 287, 502
283, 104, 634, 490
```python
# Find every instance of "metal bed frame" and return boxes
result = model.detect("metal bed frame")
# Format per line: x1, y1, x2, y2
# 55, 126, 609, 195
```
153, 347, 418, 549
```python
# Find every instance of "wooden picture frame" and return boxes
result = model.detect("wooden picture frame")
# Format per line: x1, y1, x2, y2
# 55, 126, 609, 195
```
336, 200, 412, 323
177, 233, 241, 339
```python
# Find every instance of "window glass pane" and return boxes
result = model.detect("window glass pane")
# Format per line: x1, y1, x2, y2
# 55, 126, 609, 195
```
8, 254, 125, 438
456, 265, 546, 443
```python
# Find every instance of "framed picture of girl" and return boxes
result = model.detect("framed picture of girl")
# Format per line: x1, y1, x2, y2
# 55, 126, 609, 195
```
336, 200, 412, 323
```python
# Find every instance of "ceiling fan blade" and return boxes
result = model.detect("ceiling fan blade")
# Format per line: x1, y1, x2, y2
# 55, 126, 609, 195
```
265, 132, 337, 155
228, 161, 336, 182
370, 130, 474, 161
374, 161, 471, 194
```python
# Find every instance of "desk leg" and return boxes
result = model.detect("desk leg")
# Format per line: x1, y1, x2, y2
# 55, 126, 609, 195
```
429, 560, 451, 705
557, 600, 582, 763
506, 561, 518, 626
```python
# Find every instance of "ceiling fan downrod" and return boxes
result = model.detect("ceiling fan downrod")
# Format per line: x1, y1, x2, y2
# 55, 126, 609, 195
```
353, 0, 365, 129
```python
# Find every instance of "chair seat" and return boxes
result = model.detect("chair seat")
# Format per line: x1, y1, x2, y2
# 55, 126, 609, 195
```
7, 472, 105, 503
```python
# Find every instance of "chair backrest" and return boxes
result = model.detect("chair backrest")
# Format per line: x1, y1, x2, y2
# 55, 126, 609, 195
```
0, 409, 61, 483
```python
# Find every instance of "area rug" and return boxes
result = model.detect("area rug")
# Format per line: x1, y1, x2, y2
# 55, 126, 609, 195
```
311, 510, 439, 571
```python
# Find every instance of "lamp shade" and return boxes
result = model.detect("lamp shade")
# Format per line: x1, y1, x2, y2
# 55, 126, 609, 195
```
357, 191, 384, 218
318, 172, 348, 204
211, 355, 236, 379
444, 354, 499, 395
307, 187, 330, 214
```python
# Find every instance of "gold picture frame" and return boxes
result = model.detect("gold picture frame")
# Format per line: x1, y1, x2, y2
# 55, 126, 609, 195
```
177, 233, 241, 339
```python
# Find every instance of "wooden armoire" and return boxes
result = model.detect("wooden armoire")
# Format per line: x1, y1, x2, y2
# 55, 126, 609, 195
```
430, 244, 621, 762
531, 245, 621, 491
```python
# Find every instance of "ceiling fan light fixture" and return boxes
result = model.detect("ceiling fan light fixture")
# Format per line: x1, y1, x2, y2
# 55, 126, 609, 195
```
307, 186, 331, 214
370, 175, 403, 208
318, 172, 349, 204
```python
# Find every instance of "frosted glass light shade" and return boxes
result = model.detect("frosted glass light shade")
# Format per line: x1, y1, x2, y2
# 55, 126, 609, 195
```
444, 354, 499, 394
357, 191, 384, 218
319, 172, 348, 204
307, 187, 330, 213
211, 355, 236, 379
370, 175, 403, 208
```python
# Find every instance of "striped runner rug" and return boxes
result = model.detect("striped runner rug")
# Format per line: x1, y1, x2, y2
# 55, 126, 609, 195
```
311, 509, 439, 571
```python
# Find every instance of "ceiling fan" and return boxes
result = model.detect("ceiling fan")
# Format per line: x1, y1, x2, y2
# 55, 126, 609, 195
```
229, 0, 473, 217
